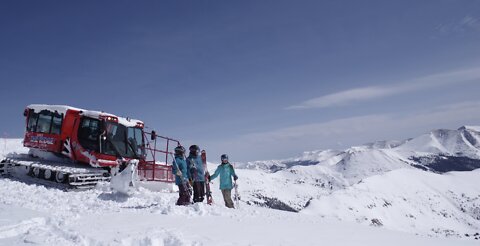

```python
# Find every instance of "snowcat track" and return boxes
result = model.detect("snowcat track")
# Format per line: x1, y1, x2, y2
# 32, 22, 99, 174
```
0, 159, 14, 176
0, 156, 110, 189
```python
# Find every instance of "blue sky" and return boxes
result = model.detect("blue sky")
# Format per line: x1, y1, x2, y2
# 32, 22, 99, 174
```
1, 1, 480, 162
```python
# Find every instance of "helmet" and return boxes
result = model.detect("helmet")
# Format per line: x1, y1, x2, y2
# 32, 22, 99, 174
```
221, 154, 228, 161
174, 146, 185, 155
189, 145, 200, 154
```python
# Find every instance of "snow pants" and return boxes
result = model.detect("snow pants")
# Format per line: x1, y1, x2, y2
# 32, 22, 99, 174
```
176, 183, 191, 206
192, 181, 205, 203
221, 189, 234, 208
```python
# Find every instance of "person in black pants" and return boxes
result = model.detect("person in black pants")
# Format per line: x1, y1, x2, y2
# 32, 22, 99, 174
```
187, 145, 205, 203
172, 146, 191, 205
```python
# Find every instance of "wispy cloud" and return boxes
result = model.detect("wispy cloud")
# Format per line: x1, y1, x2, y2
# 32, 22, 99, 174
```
209, 101, 480, 161
250, 101, 480, 143
436, 15, 480, 35
286, 66, 480, 110
286, 87, 395, 110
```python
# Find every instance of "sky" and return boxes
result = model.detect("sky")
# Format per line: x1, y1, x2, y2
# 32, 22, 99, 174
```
1, 0, 480, 162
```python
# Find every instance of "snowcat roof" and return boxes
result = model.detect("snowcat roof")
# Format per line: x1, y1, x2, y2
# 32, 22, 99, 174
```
27, 104, 144, 127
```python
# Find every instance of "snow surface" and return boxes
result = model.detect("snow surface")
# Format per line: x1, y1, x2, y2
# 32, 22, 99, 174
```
1, 125, 480, 245
303, 168, 480, 238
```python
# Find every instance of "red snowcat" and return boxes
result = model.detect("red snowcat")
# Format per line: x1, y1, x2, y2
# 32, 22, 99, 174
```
0, 104, 179, 189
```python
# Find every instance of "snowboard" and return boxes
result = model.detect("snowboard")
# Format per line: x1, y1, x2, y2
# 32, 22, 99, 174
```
233, 163, 240, 208
233, 180, 240, 209
201, 150, 213, 205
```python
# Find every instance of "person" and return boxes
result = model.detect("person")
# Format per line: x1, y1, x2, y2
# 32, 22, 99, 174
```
209, 154, 238, 208
187, 145, 205, 203
172, 145, 191, 205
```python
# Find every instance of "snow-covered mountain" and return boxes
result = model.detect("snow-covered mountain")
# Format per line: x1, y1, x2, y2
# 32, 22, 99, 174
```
241, 125, 480, 175
232, 125, 480, 239
235, 126, 480, 207
303, 168, 480, 239
1, 125, 479, 244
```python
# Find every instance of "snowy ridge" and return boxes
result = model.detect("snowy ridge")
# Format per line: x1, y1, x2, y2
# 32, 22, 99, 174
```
229, 126, 480, 239
241, 125, 480, 175
303, 169, 480, 238
462, 125, 480, 132
397, 127, 480, 158
234, 125, 480, 213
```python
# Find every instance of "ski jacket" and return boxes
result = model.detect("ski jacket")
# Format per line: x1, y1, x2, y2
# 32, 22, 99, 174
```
187, 154, 205, 182
210, 163, 237, 190
172, 155, 188, 186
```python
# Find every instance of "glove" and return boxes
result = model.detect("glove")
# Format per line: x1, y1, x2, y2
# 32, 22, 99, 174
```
233, 175, 238, 181
176, 170, 182, 177
206, 173, 211, 181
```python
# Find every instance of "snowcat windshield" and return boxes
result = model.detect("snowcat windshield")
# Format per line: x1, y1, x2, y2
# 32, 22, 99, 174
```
102, 122, 144, 159
127, 126, 145, 158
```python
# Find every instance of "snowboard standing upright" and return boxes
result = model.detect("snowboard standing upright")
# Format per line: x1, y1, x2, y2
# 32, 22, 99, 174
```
233, 163, 240, 208
201, 150, 213, 205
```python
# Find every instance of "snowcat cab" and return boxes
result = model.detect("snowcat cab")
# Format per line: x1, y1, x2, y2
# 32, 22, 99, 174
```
23, 105, 146, 168
1, 104, 177, 189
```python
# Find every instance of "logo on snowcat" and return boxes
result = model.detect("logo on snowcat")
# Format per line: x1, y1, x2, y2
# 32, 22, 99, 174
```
30, 135, 55, 145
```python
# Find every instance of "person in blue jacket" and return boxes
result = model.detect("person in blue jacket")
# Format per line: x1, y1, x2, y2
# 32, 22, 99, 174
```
187, 145, 205, 203
172, 145, 191, 205
209, 154, 238, 208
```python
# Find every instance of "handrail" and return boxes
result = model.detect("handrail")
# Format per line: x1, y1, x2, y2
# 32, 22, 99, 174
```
138, 131, 181, 182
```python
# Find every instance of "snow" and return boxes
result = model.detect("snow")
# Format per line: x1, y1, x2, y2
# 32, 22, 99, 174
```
27, 104, 82, 116
302, 169, 480, 238
397, 128, 480, 158
0, 178, 477, 245
27, 104, 143, 127
462, 125, 480, 132
333, 148, 412, 184
1, 125, 480, 245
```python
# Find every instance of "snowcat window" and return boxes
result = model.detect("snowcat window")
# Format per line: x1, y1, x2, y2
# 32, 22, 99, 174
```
51, 113, 63, 135
26, 110, 62, 134
103, 122, 129, 157
27, 110, 39, 132
36, 111, 52, 134
78, 118, 100, 151
101, 122, 142, 158
127, 127, 144, 157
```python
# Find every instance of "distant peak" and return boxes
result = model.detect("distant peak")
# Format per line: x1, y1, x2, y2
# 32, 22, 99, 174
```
458, 125, 480, 132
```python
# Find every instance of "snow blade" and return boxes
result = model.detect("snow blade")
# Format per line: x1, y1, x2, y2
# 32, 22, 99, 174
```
110, 160, 139, 195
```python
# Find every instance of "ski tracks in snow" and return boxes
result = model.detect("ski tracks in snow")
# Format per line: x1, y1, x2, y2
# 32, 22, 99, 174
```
0, 217, 46, 239
118, 229, 197, 246
0, 216, 88, 245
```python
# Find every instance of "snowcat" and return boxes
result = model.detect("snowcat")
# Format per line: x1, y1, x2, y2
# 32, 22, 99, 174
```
0, 104, 179, 189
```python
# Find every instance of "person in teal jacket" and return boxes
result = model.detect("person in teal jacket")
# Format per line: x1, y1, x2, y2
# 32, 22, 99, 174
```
172, 146, 191, 205
209, 154, 238, 208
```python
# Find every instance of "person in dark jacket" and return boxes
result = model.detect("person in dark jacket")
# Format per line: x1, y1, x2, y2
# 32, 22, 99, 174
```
172, 145, 191, 205
209, 154, 238, 208
187, 145, 205, 203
